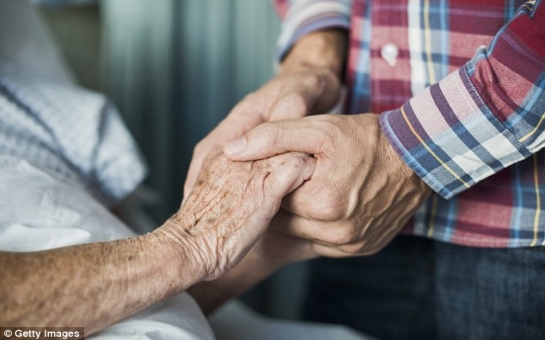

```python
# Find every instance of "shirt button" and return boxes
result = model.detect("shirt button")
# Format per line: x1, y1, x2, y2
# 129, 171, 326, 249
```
381, 43, 398, 67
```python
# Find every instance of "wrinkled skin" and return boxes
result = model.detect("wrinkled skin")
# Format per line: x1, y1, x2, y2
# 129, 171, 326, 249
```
0, 152, 315, 333
169, 151, 316, 280
225, 113, 432, 256
183, 30, 346, 200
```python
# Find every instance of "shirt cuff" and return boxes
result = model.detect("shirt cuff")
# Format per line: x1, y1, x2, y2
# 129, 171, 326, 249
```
379, 67, 531, 199
380, 1, 545, 199
275, 0, 351, 63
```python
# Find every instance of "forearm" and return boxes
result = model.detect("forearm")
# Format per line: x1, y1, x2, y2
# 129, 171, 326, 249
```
280, 29, 348, 78
0, 221, 199, 334
274, 0, 351, 72
0, 152, 314, 333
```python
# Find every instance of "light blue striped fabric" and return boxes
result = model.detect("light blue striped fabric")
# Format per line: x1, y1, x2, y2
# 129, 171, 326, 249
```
0, 63, 147, 206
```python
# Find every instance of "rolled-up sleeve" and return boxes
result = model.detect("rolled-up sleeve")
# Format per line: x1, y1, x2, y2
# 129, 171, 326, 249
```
380, 0, 545, 199
273, 0, 351, 62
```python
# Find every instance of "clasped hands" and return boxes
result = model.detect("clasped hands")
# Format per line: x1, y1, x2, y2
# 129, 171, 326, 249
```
185, 113, 430, 267
184, 37, 431, 269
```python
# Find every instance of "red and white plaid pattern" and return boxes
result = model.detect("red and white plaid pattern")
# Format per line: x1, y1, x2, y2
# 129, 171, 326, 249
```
274, 0, 545, 247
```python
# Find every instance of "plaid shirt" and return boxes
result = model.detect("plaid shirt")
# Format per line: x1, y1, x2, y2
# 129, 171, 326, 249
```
274, 0, 545, 247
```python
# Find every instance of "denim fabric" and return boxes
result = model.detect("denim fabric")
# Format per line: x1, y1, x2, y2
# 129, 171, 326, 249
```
302, 236, 545, 340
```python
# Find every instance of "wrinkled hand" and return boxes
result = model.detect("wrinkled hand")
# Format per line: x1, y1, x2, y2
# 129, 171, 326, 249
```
183, 68, 340, 200
164, 152, 315, 281
185, 212, 317, 315
224, 114, 432, 256
183, 30, 346, 200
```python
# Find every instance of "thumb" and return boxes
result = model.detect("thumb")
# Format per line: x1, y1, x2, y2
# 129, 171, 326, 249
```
223, 118, 324, 161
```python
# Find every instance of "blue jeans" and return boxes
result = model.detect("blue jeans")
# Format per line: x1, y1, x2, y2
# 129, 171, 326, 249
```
302, 235, 545, 340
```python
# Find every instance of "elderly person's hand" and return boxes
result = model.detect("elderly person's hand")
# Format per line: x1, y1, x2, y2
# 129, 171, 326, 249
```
224, 113, 432, 256
183, 30, 347, 200
165, 152, 315, 281
0, 152, 315, 334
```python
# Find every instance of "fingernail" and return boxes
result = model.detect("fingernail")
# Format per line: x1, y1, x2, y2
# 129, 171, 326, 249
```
224, 137, 247, 156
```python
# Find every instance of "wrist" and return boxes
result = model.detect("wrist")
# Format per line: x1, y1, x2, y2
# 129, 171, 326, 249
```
377, 116, 432, 197
151, 217, 212, 290
280, 29, 347, 80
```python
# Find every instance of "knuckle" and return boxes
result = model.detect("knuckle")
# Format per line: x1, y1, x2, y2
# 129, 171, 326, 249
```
304, 73, 322, 91
321, 115, 344, 134
235, 95, 259, 112
285, 156, 305, 172
193, 140, 210, 155
272, 93, 309, 119
323, 224, 356, 246
286, 93, 308, 111
307, 196, 344, 221
260, 124, 280, 148
340, 226, 358, 244
311, 117, 340, 151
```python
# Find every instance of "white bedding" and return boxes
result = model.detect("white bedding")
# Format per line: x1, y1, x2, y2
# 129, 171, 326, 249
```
0, 155, 215, 340
0, 1, 213, 337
